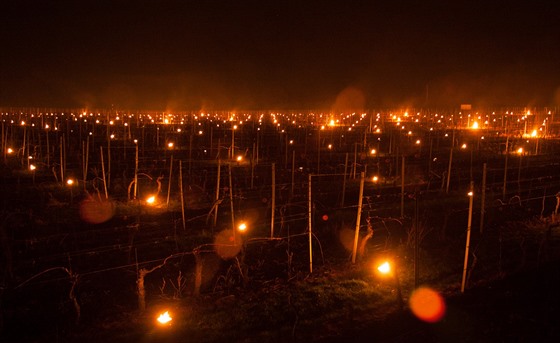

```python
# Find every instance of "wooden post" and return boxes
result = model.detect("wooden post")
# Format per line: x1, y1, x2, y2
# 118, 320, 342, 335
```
446, 130, 454, 194
461, 181, 474, 293
166, 155, 173, 207
231, 125, 235, 160
1, 122, 4, 163
213, 160, 221, 229
84, 136, 89, 190
341, 152, 348, 207
284, 135, 288, 170
401, 156, 405, 218
317, 129, 321, 173
414, 191, 419, 288
352, 172, 365, 263
353, 142, 358, 179
308, 174, 313, 273
46, 127, 50, 166
480, 163, 487, 233
60, 136, 64, 184
134, 143, 138, 199
82, 141, 86, 186
180, 160, 186, 231
271, 163, 276, 238
107, 124, 111, 190
503, 136, 509, 201
188, 134, 193, 177
100, 146, 108, 199
229, 163, 235, 240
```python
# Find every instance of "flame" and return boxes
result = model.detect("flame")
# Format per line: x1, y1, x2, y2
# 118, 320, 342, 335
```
157, 311, 172, 325
377, 261, 391, 274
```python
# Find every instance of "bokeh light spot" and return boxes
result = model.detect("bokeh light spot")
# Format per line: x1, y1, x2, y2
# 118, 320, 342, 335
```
79, 199, 115, 224
214, 229, 242, 259
409, 287, 446, 323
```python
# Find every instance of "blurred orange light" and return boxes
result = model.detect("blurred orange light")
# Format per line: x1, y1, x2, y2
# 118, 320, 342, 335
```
237, 222, 247, 232
409, 287, 446, 323
157, 311, 172, 325
377, 261, 391, 274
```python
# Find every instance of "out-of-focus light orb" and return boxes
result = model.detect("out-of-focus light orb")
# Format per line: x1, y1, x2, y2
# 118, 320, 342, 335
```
372, 176, 379, 182
67, 179, 74, 186
214, 229, 242, 259
471, 121, 479, 129
168, 142, 174, 149
236, 155, 243, 162
7, 148, 13, 154
157, 311, 173, 325
29, 164, 36, 171
531, 130, 537, 137
146, 195, 156, 205
79, 199, 115, 224
409, 287, 446, 323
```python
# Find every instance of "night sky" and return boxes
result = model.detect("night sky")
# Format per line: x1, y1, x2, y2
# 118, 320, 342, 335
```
1, 0, 560, 110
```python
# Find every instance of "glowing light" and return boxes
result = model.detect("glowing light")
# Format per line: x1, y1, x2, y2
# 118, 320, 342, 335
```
471, 121, 479, 129
167, 142, 174, 149
157, 311, 173, 325
237, 222, 247, 232
29, 164, 36, 171
517, 147, 523, 154
415, 139, 421, 145
67, 179, 75, 186
531, 130, 537, 137
468, 191, 473, 197
370, 149, 376, 155
461, 143, 467, 149
377, 261, 391, 274
409, 287, 446, 323
146, 196, 156, 205
7, 148, 13, 154
372, 176, 379, 182
236, 155, 243, 162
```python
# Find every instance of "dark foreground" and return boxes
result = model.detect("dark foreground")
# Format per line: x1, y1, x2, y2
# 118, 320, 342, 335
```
9, 259, 552, 343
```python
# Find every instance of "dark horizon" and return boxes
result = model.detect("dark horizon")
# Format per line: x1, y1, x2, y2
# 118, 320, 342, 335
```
2, 1, 560, 111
